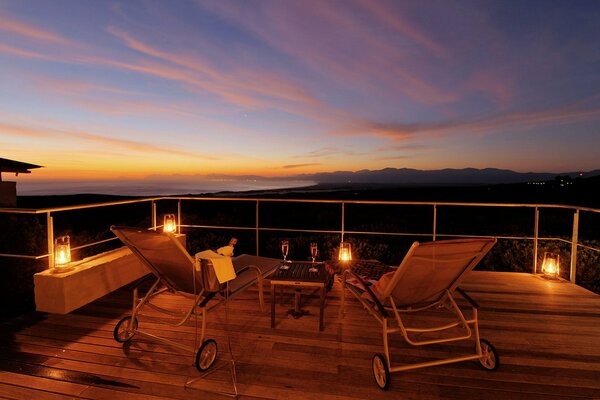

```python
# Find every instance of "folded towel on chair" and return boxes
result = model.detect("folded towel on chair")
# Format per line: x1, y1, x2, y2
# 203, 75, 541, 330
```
195, 250, 236, 283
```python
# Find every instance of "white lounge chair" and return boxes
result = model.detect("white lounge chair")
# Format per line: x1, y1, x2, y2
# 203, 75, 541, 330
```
340, 238, 498, 390
110, 226, 280, 371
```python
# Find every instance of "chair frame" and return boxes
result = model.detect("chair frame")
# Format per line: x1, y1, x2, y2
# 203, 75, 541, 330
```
340, 238, 499, 389
111, 226, 274, 371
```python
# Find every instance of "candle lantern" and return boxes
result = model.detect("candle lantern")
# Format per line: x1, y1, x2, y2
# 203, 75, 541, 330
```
54, 235, 71, 272
339, 242, 352, 262
163, 214, 177, 233
541, 252, 560, 279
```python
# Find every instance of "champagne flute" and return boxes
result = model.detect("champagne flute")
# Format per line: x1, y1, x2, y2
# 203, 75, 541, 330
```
309, 242, 318, 272
280, 240, 290, 270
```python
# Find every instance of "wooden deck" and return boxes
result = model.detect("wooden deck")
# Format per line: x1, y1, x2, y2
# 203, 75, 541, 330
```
1, 271, 599, 399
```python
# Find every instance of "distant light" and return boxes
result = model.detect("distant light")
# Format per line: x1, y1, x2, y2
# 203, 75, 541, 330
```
163, 214, 177, 233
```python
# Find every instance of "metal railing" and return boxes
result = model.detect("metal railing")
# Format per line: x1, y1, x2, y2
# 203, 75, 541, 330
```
1, 197, 599, 284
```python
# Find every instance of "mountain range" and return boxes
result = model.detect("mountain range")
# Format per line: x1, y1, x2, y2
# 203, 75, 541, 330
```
294, 168, 600, 186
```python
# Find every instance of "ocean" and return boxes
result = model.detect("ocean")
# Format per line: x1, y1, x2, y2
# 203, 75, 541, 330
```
17, 177, 316, 196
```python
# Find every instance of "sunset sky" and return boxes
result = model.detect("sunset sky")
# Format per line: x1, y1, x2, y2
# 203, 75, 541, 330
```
1, 1, 599, 193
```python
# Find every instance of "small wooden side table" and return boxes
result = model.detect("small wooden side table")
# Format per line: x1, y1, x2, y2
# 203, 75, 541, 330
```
270, 262, 329, 331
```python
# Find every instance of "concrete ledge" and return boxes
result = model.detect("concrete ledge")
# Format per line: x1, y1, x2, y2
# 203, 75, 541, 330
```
0, 181, 16, 207
34, 234, 185, 314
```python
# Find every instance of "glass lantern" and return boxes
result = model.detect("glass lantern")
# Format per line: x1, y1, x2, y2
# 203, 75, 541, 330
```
54, 235, 72, 273
338, 242, 352, 262
163, 214, 177, 233
541, 252, 560, 279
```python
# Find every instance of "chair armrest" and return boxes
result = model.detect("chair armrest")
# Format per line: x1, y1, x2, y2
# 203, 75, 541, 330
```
230, 264, 266, 312
344, 270, 389, 318
235, 265, 251, 275
455, 287, 479, 309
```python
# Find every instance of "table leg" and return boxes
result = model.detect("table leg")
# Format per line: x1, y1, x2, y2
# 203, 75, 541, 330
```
294, 289, 301, 314
271, 284, 275, 328
319, 285, 325, 331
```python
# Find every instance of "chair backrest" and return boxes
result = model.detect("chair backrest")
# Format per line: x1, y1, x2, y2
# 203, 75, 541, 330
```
111, 226, 201, 294
228, 254, 281, 294
383, 238, 496, 307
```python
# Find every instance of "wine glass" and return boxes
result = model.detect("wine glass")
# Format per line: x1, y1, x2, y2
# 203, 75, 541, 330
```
280, 240, 290, 270
309, 242, 318, 272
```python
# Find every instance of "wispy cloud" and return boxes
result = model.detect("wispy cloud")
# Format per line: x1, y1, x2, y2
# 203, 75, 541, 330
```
297, 146, 368, 159
0, 122, 50, 139
0, 43, 55, 60
282, 163, 322, 169
357, 1, 449, 60
380, 144, 437, 152
0, 15, 72, 45
335, 103, 600, 141
198, 1, 457, 105
0, 122, 218, 160
106, 27, 325, 111
33, 76, 147, 98
375, 155, 413, 161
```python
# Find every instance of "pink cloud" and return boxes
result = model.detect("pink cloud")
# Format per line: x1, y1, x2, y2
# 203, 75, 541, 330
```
198, 1, 457, 105
293, 146, 370, 160
107, 27, 323, 108
347, 105, 600, 141
0, 15, 72, 45
99, 28, 363, 131
0, 122, 218, 160
464, 70, 515, 109
0, 122, 50, 138
375, 155, 414, 161
282, 163, 322, 169
357, 1, 449, 60
0, 43, 54, 60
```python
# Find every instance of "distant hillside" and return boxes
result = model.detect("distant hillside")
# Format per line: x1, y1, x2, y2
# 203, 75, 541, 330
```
295, 167, 600, 185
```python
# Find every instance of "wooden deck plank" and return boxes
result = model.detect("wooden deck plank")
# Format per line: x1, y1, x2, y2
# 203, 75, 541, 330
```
1, 271, 599, 399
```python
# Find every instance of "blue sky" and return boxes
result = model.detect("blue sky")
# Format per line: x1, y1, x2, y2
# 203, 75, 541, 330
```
1, 0, 599, 193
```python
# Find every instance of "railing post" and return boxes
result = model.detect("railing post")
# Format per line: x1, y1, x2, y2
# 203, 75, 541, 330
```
47, 212, 54, 270
432, 204, 437, 241
570, 210, 579, 283
151, 200, 156, 230
255, 200, 260, 256
533, 207, 539, 274
177, 200, 182, 234
341, 202, 345, 242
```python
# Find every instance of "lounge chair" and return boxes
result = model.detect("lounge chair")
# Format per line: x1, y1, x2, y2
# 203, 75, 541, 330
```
340, 238, 498, 390
110, 226, 280, 371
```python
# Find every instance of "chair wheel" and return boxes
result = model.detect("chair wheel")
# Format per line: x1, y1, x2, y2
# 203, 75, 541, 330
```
114, 316, 138, 343
372, 353, 390, 390
478, 339, 499, 371
195, 339, 218, 371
